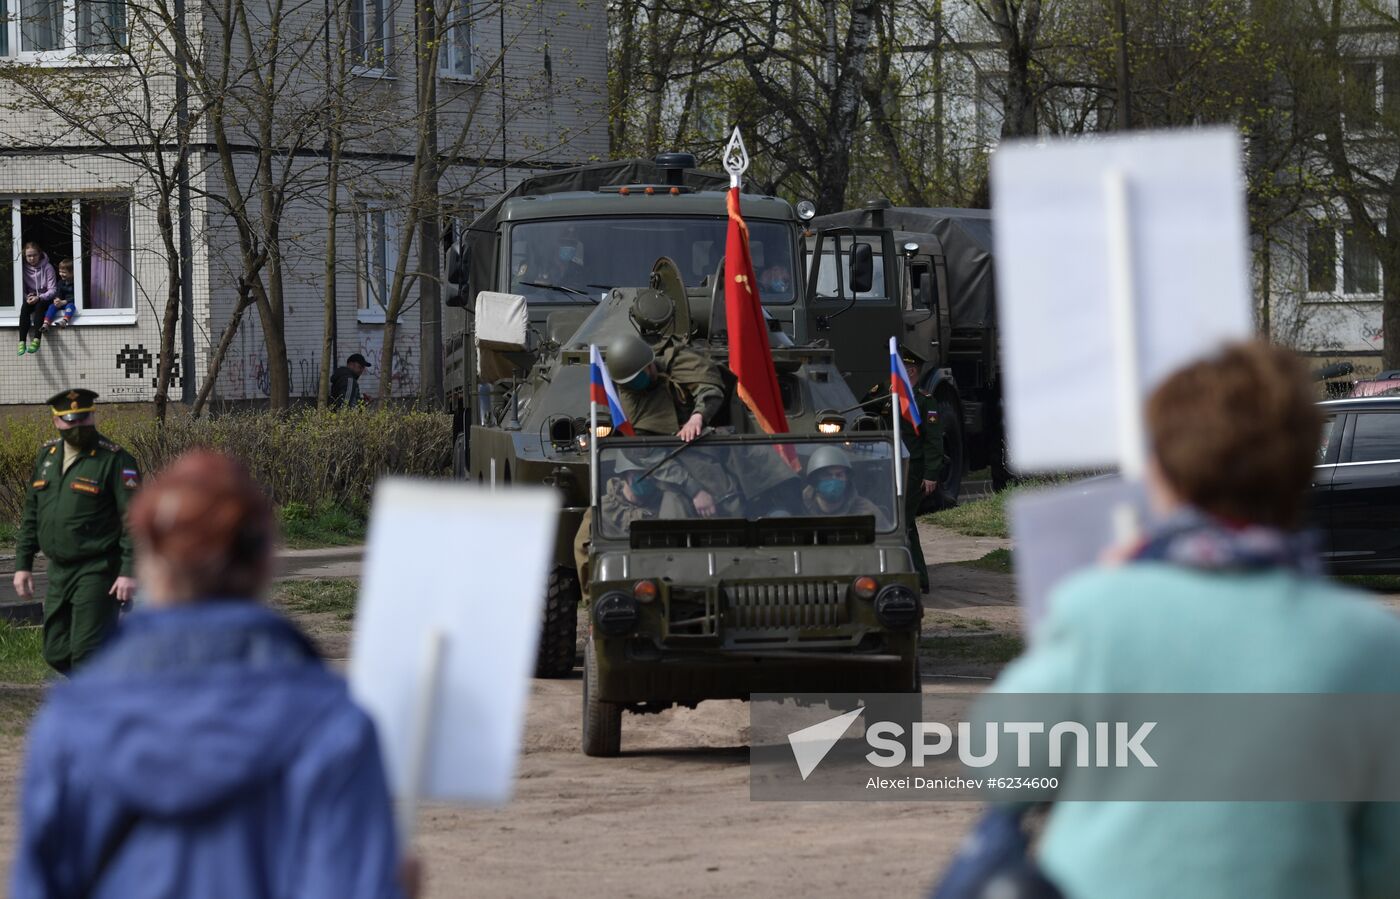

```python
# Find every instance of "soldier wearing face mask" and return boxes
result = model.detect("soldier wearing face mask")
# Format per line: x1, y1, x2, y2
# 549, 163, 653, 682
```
15, 389, 140, 672
802, 446, 889, 528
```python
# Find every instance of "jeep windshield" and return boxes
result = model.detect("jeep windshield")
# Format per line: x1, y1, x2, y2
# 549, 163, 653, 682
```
507, 216, 797, 304
594, 434, 898, 541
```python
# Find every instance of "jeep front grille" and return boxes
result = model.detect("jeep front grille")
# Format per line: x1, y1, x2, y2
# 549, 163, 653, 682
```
726, 581, 848, 629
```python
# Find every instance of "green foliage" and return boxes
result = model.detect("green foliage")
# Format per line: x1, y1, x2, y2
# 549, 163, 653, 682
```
964, 548, 1015, 574
278, 502, 367, 548
272, 578, 359, 622
0, 407, 451, 526
0, 623, 50, 686
926, 491, 1010, 539
1337, 575, 1400, 593
922, 633, 1025, 666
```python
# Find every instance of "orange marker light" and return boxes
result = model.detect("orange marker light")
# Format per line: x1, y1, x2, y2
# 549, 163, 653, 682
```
633, 579, 659, 602
620, 186, 630, 195
851, 576, 879, 600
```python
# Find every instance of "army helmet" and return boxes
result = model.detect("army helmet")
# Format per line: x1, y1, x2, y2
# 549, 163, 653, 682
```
629, 288, 676, 338
606, 333, 655, 385
807, 445, 853, 478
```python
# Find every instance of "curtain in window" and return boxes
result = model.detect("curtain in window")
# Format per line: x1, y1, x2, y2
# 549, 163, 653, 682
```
77, 0, 127, 51
20, 0, 63, 52
84, 200, 132, 309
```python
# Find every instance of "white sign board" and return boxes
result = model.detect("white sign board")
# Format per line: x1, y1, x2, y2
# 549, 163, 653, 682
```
992, 128, 1253, 472
1009, 476, 1149, 639
349, 479, 559, 806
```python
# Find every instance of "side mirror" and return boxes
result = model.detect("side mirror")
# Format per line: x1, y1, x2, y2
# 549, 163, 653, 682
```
444, 243, 470, 308
849, 242, 874, 294
917, 271, 935, 309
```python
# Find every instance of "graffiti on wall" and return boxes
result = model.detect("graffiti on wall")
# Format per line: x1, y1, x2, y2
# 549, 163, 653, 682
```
353, 342, 418, 397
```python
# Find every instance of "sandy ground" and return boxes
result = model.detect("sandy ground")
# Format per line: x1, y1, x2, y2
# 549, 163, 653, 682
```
0, 526, 1009, 897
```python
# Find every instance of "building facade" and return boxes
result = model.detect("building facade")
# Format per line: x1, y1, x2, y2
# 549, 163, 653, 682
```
0, 0, 607, 406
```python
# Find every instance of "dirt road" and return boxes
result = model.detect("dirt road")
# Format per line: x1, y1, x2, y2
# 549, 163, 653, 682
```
0, 526, 1007, 897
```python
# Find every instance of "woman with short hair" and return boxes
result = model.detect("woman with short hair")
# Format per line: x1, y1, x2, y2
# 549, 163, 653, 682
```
11, 451, 409, 899
982, 341, 1400, 898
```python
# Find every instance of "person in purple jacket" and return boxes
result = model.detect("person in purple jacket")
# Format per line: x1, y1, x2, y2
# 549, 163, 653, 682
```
11, 451, 416, 899
20, 242, 56, 355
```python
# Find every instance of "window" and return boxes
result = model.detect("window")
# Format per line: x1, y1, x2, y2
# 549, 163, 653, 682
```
358, 205, 400, 322
349, 0, 388, 70
1345, 61, 1380, 131
1349, 413, 1400, 463
811, 235, 888, 302
438, 0, 471, 78
4, 0, 125, 58
1319, 414, 1339, 463
1343, 227, 1380, 295
1385, 58, 1400, 119
1308, 224, 1384, 297
5, 196, 134, 323
1307, 227, 1336, 293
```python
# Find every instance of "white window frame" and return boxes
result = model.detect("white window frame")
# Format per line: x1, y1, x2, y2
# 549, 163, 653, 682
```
357, 203, 401, 324
2, 0, 128, 64
1305, 222, 1384, 302
5, 196, 137, 325
349, 0, 392, 76
437, 0, 473, 81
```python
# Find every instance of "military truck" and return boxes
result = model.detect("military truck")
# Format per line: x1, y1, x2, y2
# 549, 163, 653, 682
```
583, 431, 922, 756
814, 205, 1011, 491
443, 155, 912, 677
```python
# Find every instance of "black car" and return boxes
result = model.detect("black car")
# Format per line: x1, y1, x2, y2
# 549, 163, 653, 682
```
1312, 397, 1400, 573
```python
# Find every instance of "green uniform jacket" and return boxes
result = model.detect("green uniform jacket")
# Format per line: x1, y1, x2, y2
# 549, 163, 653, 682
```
618, 346, 725, 436
17, 436, 139, 576
903, 391, 946, 484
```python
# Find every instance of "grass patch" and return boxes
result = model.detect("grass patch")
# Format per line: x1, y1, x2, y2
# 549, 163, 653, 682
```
1338, 575, 1400, 593
0, 688, 44, 738
273, 578, 358, 622
278, 502, 366, 549
923, 633, 1025, 665
0, 621, 50, 686
926, 490, 1008, 538
962, 548, 1015, 574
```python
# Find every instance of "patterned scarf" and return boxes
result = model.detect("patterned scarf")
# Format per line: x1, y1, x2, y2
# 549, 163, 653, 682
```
1130, 507, 1322, 576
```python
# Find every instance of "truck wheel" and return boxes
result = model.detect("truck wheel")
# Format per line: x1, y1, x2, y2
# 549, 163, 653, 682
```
930, 396, 965, 510
990, 428, 1018, 492
535, 567, 580, 679
582, 639, 621, 757
906, 651, 923, 694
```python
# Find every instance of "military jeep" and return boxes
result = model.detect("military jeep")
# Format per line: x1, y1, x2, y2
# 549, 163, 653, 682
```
581, 431, 923, 756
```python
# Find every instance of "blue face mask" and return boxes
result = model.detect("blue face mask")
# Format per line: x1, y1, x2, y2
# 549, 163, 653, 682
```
624, 370, 653, 392
629, 475, 657, 499
559, 245, 576, 263
815, 477, 847, 500
771, 278, 788, 292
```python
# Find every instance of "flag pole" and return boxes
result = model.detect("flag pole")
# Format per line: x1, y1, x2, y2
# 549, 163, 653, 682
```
890, 337, 904, 499
1104, 169, 1144, 543
590, 346, 600, 508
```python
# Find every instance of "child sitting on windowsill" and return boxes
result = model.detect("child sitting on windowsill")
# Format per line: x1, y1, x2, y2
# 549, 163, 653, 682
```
42, 259, 77, 331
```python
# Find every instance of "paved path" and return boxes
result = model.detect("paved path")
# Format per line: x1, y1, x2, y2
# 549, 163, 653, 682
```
0, 545, 366, 623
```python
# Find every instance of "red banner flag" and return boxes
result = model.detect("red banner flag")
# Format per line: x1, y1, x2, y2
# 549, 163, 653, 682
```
725, 187, 800, 471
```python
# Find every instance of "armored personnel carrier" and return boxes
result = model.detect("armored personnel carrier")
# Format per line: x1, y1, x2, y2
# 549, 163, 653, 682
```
444, 156, 911, 677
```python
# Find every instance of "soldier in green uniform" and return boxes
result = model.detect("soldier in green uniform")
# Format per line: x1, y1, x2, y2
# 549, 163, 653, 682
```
801, 446, 892, 530
605, 332, 736, 517
14, 389, 139, 672
866, 375, 946, 593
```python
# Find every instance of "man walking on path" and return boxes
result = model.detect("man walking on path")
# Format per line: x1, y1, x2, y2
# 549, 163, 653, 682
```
14, 390, 139, 672
330, 353, 371, 409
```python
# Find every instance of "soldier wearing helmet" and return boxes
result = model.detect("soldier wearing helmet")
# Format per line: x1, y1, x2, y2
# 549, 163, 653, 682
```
802, 446, 888, 528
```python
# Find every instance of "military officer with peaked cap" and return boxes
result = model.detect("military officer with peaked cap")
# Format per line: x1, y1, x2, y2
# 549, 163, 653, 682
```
15, 389, 140, 672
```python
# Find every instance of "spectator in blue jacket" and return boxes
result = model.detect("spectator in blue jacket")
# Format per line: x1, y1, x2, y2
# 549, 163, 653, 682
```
11, 450, 412, 899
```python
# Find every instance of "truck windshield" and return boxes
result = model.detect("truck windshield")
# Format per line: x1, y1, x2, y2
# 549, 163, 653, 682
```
594, 435, 898, 540
507, 216, 797, 304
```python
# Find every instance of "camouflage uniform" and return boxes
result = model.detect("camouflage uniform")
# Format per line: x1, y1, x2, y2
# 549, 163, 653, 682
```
801, 484, 891, 531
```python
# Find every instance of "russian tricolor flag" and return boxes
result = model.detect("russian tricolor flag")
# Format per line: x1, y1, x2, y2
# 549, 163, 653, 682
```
590, 344, 635, 436
889, 336, 920, 435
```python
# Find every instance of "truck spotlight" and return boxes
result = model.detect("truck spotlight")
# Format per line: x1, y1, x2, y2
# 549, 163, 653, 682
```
796, 199, 817, 221
874, 584, 921, 630
850, 576, 879, 601
817, 412, 845, 434
902, 241, 919, 256
594, 592, 640, 636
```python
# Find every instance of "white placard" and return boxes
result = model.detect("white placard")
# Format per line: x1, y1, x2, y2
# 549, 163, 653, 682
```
1008, 476, 1149, 639
992, 128, 1253, 472
349, 479, 559, 806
